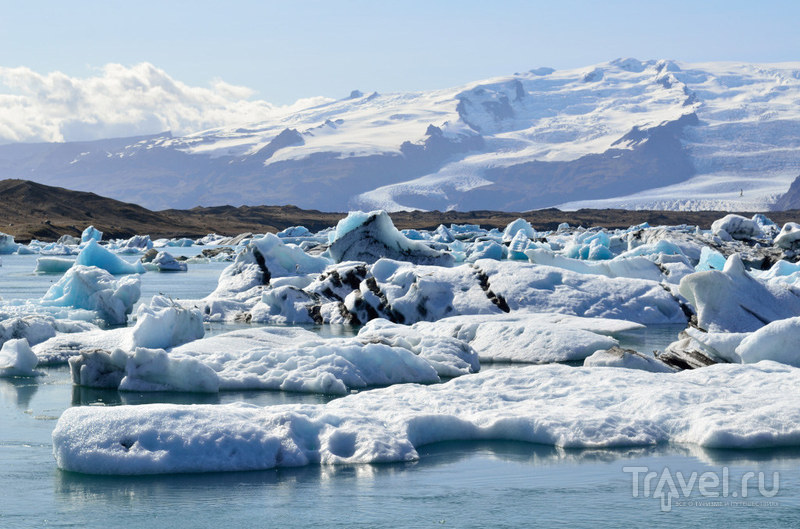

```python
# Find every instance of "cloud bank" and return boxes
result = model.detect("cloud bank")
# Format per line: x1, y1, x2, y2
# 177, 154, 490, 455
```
0, 63, 331, 144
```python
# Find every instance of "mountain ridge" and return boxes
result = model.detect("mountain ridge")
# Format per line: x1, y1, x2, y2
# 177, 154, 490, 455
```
1, 59, 799, 212
2, 179, 799, 243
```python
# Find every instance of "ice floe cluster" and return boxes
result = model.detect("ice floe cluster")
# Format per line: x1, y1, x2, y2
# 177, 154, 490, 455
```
2, 211, 799, 474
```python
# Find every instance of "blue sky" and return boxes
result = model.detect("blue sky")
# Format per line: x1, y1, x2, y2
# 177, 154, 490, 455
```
1, 0, 798, 105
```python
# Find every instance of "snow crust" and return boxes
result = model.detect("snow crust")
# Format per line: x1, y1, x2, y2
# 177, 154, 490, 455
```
53, 362, 800, 474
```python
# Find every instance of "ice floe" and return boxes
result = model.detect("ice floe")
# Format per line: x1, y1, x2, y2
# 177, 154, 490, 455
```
53, 362, 800, 474
75, 240, 145, 275
67, 324, 475, 395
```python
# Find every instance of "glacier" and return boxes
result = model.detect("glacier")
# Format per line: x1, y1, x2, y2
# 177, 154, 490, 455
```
2, 60, 800, 212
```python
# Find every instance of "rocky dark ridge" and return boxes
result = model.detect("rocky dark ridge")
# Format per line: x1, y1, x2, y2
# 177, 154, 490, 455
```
2, 178, 800, 242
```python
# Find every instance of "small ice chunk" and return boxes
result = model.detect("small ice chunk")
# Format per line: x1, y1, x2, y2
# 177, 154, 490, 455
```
81, 226, 103, 243
0, 338, 42, 377
584, 346, 674, 372
130, 296, 204, 350
35, 257, 75, 274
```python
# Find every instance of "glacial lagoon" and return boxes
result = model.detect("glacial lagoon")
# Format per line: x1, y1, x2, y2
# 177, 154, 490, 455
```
1, 249, 799, 527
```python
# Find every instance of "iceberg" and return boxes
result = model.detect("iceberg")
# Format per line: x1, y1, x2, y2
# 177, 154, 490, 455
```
34, 256, 75, 274
501, 218, 535, 243
735, 317, 800, 367
0, 232, 19, 254
68, 325, 470, 395
0, 338, 41, 377
53, 362, 800, 474
40, 265, 141, 326
81, 225, 103, 243
328, 210, 454, 266
679, 254, 800, 332
75, 240, 145, 275
774, 222, 800, 250
130, 296, 204, 350
710, 214, 762, 241
147, 251, 188, 272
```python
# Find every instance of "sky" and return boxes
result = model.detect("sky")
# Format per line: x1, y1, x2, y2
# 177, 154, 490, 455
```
0, 0, 798, 142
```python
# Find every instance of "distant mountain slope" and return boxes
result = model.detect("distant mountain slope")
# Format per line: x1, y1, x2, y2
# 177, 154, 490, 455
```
4, 179, 797, 242
1, 59, 799, 212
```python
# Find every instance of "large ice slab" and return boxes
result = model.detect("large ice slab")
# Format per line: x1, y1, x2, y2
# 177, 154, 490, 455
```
67, 323, 477, 395
53, 362, 800, 474
243, 259, 689, 326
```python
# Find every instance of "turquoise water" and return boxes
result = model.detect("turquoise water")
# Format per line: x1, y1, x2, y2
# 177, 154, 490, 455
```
1, 253, 799, 527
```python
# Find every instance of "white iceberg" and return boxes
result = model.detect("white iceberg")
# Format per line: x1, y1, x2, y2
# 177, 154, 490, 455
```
70, 347, 220, 393
34, 256, 75, 274
735, 317, 800, 367
130, 296, 204, 350
711, 214, 763, 241
146, 251, 188, 272
774, 222, 800, 250
502, 218, 535, 243
53, 362, 800, 474
0, 338, 42, 377
679, 254, 800, 332
0, 232, 19, 254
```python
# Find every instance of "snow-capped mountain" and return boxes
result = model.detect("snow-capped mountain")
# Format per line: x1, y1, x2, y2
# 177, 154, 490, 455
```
2, 58, 800, 212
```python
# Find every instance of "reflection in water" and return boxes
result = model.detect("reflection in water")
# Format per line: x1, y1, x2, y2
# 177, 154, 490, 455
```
0, 376, 40, 409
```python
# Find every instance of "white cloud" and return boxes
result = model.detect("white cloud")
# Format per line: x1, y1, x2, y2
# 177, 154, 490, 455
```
0, 63, 333, 143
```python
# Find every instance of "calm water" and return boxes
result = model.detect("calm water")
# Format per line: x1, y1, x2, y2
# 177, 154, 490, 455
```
1, 252, 798, 527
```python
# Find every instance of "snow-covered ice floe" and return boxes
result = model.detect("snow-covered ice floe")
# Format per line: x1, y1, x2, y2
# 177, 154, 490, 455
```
53, 362, 800, 474
409, 313, 642, 363
67, 321, 478, 395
